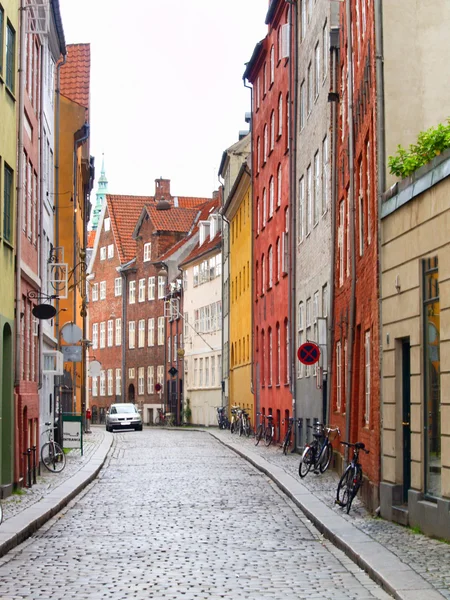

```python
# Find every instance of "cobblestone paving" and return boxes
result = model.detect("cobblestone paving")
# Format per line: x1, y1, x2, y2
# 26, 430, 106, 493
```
213, 429, 450, 598
2, 428, 105, 521
0, 430, 391, 599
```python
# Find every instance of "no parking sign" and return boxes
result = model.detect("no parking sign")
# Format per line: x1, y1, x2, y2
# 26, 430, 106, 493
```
297, 342, 320, 365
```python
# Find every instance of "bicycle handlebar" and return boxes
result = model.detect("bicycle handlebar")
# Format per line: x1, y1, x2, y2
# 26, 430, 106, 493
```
341, 441, 370, 453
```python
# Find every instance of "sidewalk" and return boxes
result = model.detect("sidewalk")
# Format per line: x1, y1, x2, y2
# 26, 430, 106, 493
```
0, 426, 112, 558
210, 428, 450, 600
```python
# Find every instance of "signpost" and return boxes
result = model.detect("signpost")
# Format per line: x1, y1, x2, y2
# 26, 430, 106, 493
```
297, 342, 321, 365
62, 414, 83, 455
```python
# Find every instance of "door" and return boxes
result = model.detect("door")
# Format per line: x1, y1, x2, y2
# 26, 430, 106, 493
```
402, 339, 411, 503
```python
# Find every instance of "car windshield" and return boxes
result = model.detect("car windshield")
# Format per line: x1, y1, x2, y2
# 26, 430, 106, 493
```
110, 405, 137, 414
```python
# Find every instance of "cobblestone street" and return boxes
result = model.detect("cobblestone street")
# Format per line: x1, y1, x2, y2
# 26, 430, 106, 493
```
0, 429, 391, 600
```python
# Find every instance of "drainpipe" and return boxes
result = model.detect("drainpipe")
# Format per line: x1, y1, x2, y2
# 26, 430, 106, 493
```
15, 0, 27, 387
374, 0, 385, 483
220, 210, 230, 410
121, 270, 127, 403
38, 43, 45, 391
345, 0, 357, 454
327, 29, 340, 423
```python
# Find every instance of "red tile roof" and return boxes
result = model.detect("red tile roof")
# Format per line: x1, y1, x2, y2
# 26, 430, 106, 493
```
107, 195, 147, 263
176, 197, 210, 209
181, 231, 222, 267
145, 204, 199, 233
60, 44, 90, 109
87, 230, 96, 248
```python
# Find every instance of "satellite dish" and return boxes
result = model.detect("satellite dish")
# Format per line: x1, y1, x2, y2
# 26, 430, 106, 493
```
61, 322, 82, 343
88, 360, 102, 377
32, 304, 57, 320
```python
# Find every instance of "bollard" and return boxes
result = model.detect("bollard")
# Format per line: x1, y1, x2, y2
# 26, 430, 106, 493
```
31, 445, 37, 484
23, 449, 32, 488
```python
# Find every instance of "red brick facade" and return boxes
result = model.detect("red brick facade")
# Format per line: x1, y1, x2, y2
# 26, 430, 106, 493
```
245, 0, 292, 441
331, 0, 380, 506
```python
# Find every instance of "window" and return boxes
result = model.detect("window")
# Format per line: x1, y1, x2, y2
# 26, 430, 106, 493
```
100, 371, 106, 396
366, 139, 372, 245
261, 254, 265, 294
277, 164, 282, 207
92, 323, 98, 350
322, 284, 328, 318
138, 319, 145, 347
359, 160, 364, 256
306, 165, 312, 234
270, 111, 275, 150
199, 358, 204, 387
336, 341, 342, 411
115, 318, 121, 346
270, 45, 275, 83
148, 318, 155, 346
268, 328, 273, 386
128, 321, 135, 349
211, 355, 216, 386
339, 200, 345, 286
107, 244, 114, 259
157, 316, 164, 345
92, 377, 98, 397
5, 21, 15, 91
256, 137, 260, 173
322, 136, 328, 213
0, 8, 4, 78
100, 247, 106, 260
322, 21, 328, 81
92, 283, 99, 302
256, 197, 260, 235
104, 217, 111, 231
364, 330, 371, 425
147, 366, 154, 394
129, 368, 135, 379
276, 324, 281, 385
137, 367, 144, 395
113, 278, 120, 297
3, 164, 13, 242
276, 238, 281, 282
297, 302, 304, 378
278, 93, 283, 136
107, 320, 113, 347
263, 61, 267, 95
138, 278, 145, 302
100, 322, 106, 349
268, 246, 273, 288
314, 42, 320, 98
148, 276, 155, 300
205, 357, 210, 387
298, 176, 305, 242
314, 151, 320, 225
107, 369, 113, 396
100, 281, 106, 300
269, 177, 274, 217
263, 124, 268, 163
143, 243, 151, 261
262, 188, 267, 227
256, 77, 260, 108
116, 369, 121, 396
300, 80, 306, 130
300, 0, 306, 42
307, 63, 312, 115
158, 276, 165, 299
129, 281, 136, 304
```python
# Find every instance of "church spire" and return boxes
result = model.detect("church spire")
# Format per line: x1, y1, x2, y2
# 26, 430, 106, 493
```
91, 154, 108, 230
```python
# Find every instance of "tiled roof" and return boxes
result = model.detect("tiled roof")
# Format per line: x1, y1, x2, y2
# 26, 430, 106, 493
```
180, 231, 222, 267
145, 205, 199, 233
60, 44, 90, 109
176, 197, 210, 209
87, 230, 96, 248
107, 195, 147, 263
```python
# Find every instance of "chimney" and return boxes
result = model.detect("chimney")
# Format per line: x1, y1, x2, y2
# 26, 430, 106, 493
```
155, 178, 171, 201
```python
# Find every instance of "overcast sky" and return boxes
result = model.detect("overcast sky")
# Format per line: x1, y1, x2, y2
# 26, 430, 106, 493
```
58, 0, 268, 200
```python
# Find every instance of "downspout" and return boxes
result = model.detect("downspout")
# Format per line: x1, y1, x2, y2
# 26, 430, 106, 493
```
121, 270, 127, 402
220, 210, 230, 411
15, 0, 27, 387
345, 0, 356, 453
54, 53, 66, 346
374, 0, 385, 483
327, 30, 340, 423
285, 0, 298, 433
38, 43, 45, 391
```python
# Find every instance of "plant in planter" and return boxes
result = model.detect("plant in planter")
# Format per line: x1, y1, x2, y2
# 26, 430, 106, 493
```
183, 398, 192, 424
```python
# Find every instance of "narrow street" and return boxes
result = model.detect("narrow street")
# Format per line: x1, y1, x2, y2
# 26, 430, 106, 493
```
0, 430, 390, 600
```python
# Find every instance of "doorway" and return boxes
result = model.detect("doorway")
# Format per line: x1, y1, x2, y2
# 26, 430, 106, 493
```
402, 339, 411, 503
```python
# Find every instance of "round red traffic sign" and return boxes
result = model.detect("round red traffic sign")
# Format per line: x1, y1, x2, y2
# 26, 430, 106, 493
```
155, 383, 162, 392
297, 342, 320, 365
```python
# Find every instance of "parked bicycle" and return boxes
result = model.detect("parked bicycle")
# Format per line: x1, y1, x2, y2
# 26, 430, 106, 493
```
280, 417, 299, 455
336, 441, 369, 514
155, 408, 174, 427
216, 406, 230, 430
298, 423, 340, 478
254, 413, 275, 446
230, 406, 241, 434
41, 422, 66, 473
239, 408, 251, 437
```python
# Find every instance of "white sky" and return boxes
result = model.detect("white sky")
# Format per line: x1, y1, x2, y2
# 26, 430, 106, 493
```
58, 0, 268, 199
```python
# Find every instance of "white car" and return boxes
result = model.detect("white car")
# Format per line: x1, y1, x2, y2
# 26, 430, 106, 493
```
105, 403, 143, 432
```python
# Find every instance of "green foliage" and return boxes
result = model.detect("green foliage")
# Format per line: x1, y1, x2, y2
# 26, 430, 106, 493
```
388, 119, 450, 178
183, 398, 192, 423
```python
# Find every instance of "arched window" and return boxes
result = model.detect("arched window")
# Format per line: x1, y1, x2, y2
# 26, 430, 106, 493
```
270, 45, 275, 83
268, 327, 273, 386
276, 237, 281, 282
269, 176, 274, 217
268, 245, 273, 288
263, 124, 268, 163
277, 163, 282, 207
276, 322, 281, 385
278, 93, 283, 137
256, 197, 261, 234
270, 111, 275, 150
257, 137, 261, 172
261, 254, 265, 294
262, 188, 267, 227
261, 329, 266, 385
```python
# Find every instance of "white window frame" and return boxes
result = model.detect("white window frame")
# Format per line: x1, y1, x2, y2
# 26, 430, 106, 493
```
115, 368, 121, 396
148, 318, 155, 346
107, 369, 113, 396
100, 322, 106, 349
115, 318, 121, 346
147, 366, 154, 394
92, 283, 98, 302
129, 280, 136, 304
148, 276, 155, 300
138, 319, 145, 348
138, 367, 145, 395
129, 321, 136, 349
143, 242, 151, 262
100, 247, 106, 261
100, 281, 106, 300
157, 316, 164, 345
336, 341, 342, 411
158, 276, 165, 299
138, 278, 146, 302
365, 330, 371, 425
114, 277, 122, 297
298, 176, 305, 243
92, 323, 98, 350
100, 371, 106, 396
107, 319, 113, 347
104, 217, 111, 231
92, 376, 98, 396
107, 244, 114, 259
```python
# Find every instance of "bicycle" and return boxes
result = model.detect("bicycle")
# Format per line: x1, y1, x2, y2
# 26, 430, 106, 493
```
41, 422, 66, 473
263, 414, 275, 446
229, 406, 241, 434
216, 406, 230, 430
239, 409, 251, 437
335, 441, 369, 514
298, 423, 340, 478
155, 408, 174, 427
280, 417, 299, 455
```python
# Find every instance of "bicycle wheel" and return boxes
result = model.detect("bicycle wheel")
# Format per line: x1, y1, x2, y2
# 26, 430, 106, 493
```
299, 445, 314, 478
346, 467, 363, 514
264, 426, 273, 447
336, 467, 353, 507
154, 414, 161, 426
244, 419, 251, 437
0, 501, 3, 525
254, 424, 263, 446
282, 431, 291, 455
230, 419, 235, 434
318, 442, 333, 473
41, 442, 66, 473
238, 419, 244, 437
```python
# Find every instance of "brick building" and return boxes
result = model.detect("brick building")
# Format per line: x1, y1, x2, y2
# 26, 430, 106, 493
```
243, 0, 292, 442
87, 179, 209, 424
331, 0, 379, 510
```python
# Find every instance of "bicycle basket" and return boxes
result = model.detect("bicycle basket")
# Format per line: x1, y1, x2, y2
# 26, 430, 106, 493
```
312, 423, 324, 438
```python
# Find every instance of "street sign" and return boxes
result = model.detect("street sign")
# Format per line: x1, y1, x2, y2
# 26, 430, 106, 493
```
168, 366, 178, 377
297, 342, 320, 365
61, 322, 82, 343
155, 383, 162, 392
61, 345, 82, 362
